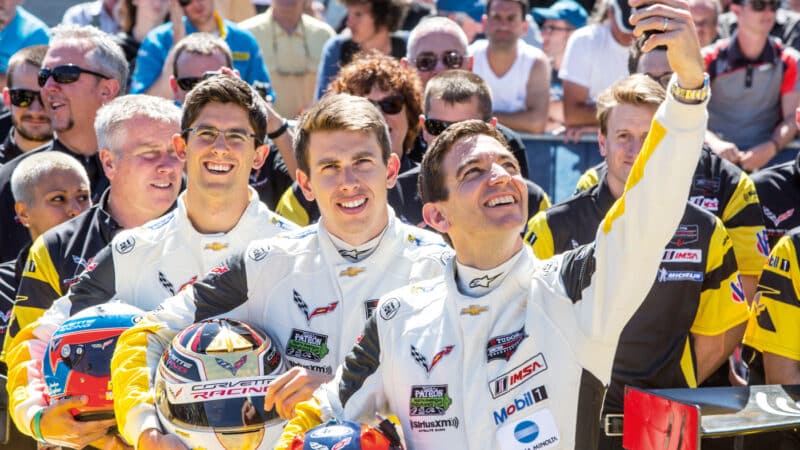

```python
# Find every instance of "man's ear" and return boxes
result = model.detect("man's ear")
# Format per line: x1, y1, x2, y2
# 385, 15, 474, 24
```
98, 78, 121, 103
422, 202, 450, 235
400, 57, 409, 69
14, 201, 30, 228
169, 76, 179, 98
2, 88, 10, 107
173, 133, 188, 161
252, 143, 270, 170
296, 169, 315, 201
386, 153, 400, 189
598, 130, 608, 158
99, 148, 116, 179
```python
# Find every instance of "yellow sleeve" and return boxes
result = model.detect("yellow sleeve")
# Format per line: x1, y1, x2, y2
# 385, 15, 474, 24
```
275, 397, 324, 450
538, 194, 551, 214
744, 235, 800, 359
7, 320, 48, 437
720, 173, 767, 276
523, 211, 555, 259
690, 218, 749, 336
276, 186, 311, 226
574, 167, 599, 193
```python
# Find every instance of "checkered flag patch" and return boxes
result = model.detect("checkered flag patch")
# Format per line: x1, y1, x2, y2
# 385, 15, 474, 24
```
293, 289, 310, 319
410, 345, 430, 372
158, 271, 175, 295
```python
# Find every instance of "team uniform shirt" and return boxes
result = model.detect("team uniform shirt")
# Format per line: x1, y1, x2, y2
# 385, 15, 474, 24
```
526, 178, 746, 412
469, 39, 546, 113
703, 34, 800, 149
568, 146, 767, 276
280, 89, 709, 450
751, 152, 800, 249
110, 209, 450, 446
744, 230, 800, 360
0, 129, 25, 165
5, 188, 294, 437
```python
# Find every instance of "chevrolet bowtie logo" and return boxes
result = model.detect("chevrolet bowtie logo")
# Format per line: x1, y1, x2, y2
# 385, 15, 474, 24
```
340, 266, 365, 277
204, 242, 229, 251
460, 305, 488, 316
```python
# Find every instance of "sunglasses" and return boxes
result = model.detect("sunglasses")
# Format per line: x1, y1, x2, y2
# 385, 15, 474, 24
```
176, 70, 223, 92
424, 117, 491, 136
8, 88, 42, 107
413, 51, 465, 72
178, 0, 193, 6
748, 0, 780, 11
369, 95, 405, 115
38, 65, 110, 87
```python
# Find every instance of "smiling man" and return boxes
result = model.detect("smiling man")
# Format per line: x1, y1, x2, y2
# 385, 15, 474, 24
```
110, 93, 450, 450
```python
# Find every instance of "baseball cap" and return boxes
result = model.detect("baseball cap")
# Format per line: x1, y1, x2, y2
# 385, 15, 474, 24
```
436, 0, 486, 22
612, 0, 635, 33
533, 0, 589, 28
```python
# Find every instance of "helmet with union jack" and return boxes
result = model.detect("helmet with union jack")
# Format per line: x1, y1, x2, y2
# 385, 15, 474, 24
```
154, 318, 285, 450
43, 302, 145, 421
290, 418, 404, 450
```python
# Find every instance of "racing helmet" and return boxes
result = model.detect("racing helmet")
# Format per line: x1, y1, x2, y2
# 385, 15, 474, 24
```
154, 318, 285, 450
43, 303, 145, 421
290, 418, 404, 450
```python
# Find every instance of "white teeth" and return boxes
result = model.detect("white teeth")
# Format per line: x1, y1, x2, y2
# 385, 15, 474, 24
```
487, 195, 515, 207
206, 163, 232, 173
152, 183, 170, 188
340, 198, 366, 208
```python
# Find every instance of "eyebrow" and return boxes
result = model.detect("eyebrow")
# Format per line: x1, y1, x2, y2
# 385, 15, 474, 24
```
314, 151, 376, 167
455, 153, 517, 178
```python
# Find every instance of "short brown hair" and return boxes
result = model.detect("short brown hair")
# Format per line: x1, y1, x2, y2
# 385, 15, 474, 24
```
7, 45, 48, 88
486, 0, 529, 17
419, 119, 509, 204
172, 33, 233, 78
181, 76, 268, 145
424, 70, 492, 119
328, 50, 422, 154
294, 93, 392, 176
596, 74, 665, 135
342, 0, 405, 32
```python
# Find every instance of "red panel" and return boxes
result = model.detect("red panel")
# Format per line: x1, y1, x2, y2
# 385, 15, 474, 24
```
623, 387, 701, 450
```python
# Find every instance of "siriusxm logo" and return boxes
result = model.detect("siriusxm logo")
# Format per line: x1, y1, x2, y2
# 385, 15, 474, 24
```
493, 385, 548, 425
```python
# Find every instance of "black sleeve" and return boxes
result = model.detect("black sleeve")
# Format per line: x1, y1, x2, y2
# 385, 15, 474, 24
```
559, 244, 597, 303
192, 252, 251, 322
67, 245, 118, 315
338, 313, 381, 407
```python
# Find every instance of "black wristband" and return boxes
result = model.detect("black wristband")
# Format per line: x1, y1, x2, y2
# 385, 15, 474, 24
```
267, 119, 289, 140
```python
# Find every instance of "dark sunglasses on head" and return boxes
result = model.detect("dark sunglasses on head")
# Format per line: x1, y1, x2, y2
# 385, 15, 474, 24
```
413, 51, 465, 72
369, 95, 405, 115
749, 0, 780, 11
38, 64, 110, 87
424, 117, 491, 136
8, 88, 42, 107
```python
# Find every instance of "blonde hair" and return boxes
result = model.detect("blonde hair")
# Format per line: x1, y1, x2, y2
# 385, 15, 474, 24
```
596, 74, 665, 135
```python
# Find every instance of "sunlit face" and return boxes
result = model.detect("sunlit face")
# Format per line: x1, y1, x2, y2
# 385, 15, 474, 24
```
366, 86, 408, 158
183, 0, 214, 26
689, 0, 718, 47
483, 0, 528, 49
296, 129, 400, 245
171, 51, 230, 104
540, 19, 575, 67
733, 0, 776, 38
346, 3, 379, 45
408, 31, 469, 86
17, 168, 90, 239
0, 0, 20, 28
422, 96, 485, 144
4, 63, 52, 143
599, 103, 658, 192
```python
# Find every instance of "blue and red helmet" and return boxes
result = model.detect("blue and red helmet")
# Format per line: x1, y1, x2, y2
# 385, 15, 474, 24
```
291, 418, 404, 450
42, 303, 144, 420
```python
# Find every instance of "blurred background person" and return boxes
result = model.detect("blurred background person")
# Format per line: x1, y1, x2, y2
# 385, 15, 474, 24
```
689, 0, 721, 46
435, 0, 485, 43
0, 0, 49, 92
62, 0, 121, 33
718, 0, 800, 49
110, 0, 171, 79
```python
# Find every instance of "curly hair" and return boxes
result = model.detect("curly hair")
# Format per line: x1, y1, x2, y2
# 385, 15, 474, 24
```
327, 50, 423, 155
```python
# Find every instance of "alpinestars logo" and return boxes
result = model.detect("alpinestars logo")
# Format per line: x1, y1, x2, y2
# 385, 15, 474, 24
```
469, 273, 502, 288
215, 355, 247, 375
411, 344, 454, 375
292, 290, 338, 323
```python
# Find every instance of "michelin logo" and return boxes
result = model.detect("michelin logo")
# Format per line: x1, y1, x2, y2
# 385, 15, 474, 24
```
657, 268, 703, 282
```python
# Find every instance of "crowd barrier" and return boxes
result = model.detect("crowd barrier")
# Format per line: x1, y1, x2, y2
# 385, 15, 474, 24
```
518, 133, 800, 203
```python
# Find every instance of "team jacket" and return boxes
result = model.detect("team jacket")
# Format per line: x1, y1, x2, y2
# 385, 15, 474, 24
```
5, 188, 294, 437
744, 230, 800, 360
4, 189, 124, 360
110, 210, 451, 446
751, 151, 800, 249
525, 179, 746, 412
279, 91, 710, 450
570, 146, 767, 276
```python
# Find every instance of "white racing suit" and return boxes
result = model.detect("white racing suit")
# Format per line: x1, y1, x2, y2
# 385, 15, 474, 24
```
308, 90, 709, 449
110, 209, 451, 447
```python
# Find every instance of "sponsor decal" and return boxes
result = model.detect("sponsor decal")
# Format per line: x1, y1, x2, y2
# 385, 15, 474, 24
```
215, 355, 247, 375
270, 216, 292, 230
768, 256, 791, 272
71, 255, 89, 269
165, 376, 274, 403
364, 299, 378, 320
287, 360, 333, 375
286, 329, 330, 362
164, 349, 199, 379
493, 385, 549, 425
412, 283, 439, 294
496, 409, 560, 450
379, 298, 401, 320
757, 230, 771, 257
569, 239, 580, 250
147, 213, 174, 230
662, 248, 702, 263
764, 207, 795, 227
744, 189, 758, 202
339, 266, 365, 277
407, 234, 427, 246
670, 225, 699, 247
208, 265, 230, 275
307, 437, 352, 450
489, 354, 548, 399
292, 290, 338, 323
26, 260, 35, 273
693, 177, 720, 193
410, 344, 454, 375
63, 275, 81, 288
409, 385, 452, 416
487, 326, 527, 362
204, 242, 229, 251
689, 196, 719, 211
731, 275, 745, 304
178, 276, 198, 292
339, 248, 370, 260
249, 245, 269, 261
469, 273, 502, 288
461, 305, 488, 316
526, 233, 537, 246
409, 417, 459, 432
158, 271, 176, 295
115, 236, 136, 254
657, 268, 703, 282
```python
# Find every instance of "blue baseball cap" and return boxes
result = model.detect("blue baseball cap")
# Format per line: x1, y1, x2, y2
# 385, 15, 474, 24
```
533, 0, 588, 29
436, 0, 486, 23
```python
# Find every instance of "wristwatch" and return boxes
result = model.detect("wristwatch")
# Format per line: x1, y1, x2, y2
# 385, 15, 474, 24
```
670, 73, 710, 104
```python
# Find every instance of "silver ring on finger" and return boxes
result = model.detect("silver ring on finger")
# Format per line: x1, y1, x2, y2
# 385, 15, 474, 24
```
662, 17, 669, 32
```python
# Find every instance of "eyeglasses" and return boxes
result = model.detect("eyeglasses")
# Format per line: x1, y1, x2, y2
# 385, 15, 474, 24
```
369, 95, 405, 115
748, 0, 780, 11
540, 24, 576, 33
646, 71, 673, 89
8, 88, 42, 107
413, 51, 465, 72
183, 126, 260, 148
38, 65, 110, 87
424, 117, 491, 136
175, 70, 223, 92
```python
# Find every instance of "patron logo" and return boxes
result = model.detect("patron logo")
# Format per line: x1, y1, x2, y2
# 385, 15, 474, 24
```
409, 385, 453, 416
657, 268, 703, 283
409, 417, 459, 432
493, 385, 549, 425
662, 249, 702, 263
286, 329, 330, 362
487, 326, 527, 362
489, 353, 548, 398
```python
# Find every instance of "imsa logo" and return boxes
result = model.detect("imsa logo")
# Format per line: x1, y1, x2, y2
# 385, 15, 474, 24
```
489, 353, 548, 399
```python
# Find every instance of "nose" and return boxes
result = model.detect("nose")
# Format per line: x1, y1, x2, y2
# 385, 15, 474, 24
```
340, 165, 359, 190
489, 163, 512, 184
66, 197, 83, 217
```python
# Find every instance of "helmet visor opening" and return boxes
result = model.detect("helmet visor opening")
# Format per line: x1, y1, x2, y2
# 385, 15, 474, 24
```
161, 395, 278, 429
